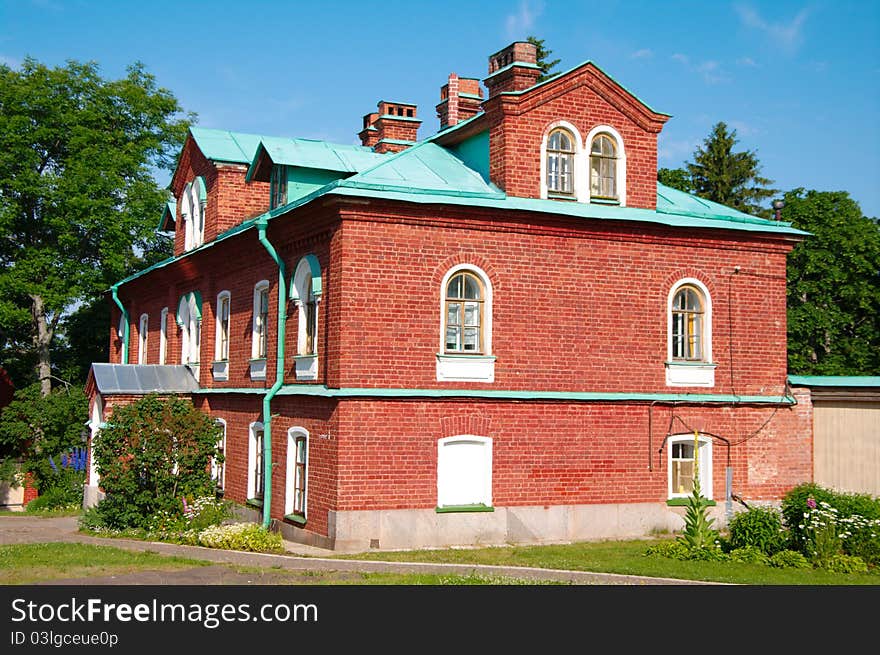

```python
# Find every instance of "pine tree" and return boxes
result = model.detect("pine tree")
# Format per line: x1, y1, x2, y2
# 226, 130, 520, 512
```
526, 36, 561, 82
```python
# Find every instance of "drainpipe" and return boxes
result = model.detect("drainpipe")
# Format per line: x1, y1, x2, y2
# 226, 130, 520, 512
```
256, 219, 287, 530
111, 284, 129, 364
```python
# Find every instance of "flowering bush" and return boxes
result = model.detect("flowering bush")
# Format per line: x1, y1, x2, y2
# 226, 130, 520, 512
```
197, 523, 284, 553
25, 448, 87, 511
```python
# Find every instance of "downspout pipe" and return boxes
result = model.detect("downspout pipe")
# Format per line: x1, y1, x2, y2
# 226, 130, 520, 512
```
110, 284, 129, 364
257, 219, 287, 530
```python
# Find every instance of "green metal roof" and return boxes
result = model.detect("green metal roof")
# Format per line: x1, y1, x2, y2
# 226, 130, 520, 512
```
245, 136, 387, 182
189, 127, 264, 163
157, 199, 176, 232
788, 375, 880, 388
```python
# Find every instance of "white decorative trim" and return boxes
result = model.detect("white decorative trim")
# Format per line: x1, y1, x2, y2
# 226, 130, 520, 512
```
159, 307, 168, 365
667, 433, 713, 500
247, 422, 264, 500
291, 257, 320, 357
437, 264, 493, 382
285, 427, 309, 517
212, 360, 229, 381
249, 358, 267, 381
539, 120, 587, 202
436, 355, 495, 382
251, 280, 270, 361
666, 277, 713, 387
437, 435, 493, 508
215, 290, 231, 362
177, 294, 201, 367
585, 124, 627, 206
293, 355, 318, 380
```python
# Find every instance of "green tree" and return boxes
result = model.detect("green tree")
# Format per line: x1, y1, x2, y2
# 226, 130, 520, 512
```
657, 167, 694, 193
93, 394, 223, 529
686, 122, 776, 218
0, 383, 87, 489
784, 189, 880, 375
0, 58, 192, 395
527, 36, 561, 82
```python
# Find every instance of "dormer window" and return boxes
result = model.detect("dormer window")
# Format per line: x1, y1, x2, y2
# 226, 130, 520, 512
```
546, 129, 575, 196
270, 165, 288, 210
590, 134, 617, 200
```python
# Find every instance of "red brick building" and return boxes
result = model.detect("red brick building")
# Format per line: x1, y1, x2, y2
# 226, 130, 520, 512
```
85, 42, 812, 551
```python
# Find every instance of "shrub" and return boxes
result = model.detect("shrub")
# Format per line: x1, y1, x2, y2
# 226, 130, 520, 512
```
91, 395, 223, 529
819, 554, 869, 574
782, 482, 880, 554
768, 550, 811, 569
645, 541, 690, 560
197, 523, 284, 553
727, 506, 786, 554
728, 546, 770, 565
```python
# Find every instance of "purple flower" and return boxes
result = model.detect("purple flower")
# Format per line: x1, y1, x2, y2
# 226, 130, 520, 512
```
807, 497, 817, 509
48, 456, 57, 473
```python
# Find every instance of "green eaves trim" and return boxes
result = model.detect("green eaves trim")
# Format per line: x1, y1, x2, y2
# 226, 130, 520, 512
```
194, 385, 796, 404
378, 114, 422, 123
787, 375, 880, 388
436, 504, 494, 513
376, 138, 416, 145
484, 61, 542, 80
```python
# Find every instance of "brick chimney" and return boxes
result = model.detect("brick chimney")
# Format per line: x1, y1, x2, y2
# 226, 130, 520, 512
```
436, 73, 484, 130
358, 101, 421, 153
484, 41, 541, 97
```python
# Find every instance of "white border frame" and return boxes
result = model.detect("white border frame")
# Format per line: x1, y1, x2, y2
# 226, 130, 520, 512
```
285, 427, 309, 517
585, 124, 627, 207
247, 421, 264, 500
539, 120, 587, 202
667, 433, 713, 500
437, 435, 493, 508
437, 264, 494, 382
137, 313, 148, 364
159, 307, 168, 365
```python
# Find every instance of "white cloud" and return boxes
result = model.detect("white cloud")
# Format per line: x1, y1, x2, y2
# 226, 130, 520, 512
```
735, 4, 811, 52
672, 54, 728, 84
630, 48, 653, 60
658, 136, 700, 164
728, 120, 759, 138
737, 57, 759, 67
505, 0, 544, 39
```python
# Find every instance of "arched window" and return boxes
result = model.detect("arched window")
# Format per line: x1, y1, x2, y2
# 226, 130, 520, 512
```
444, 271, 485, 354
667, 433, 713, 500
590, 134, 617, 199
291, 256, 322, 380
248, 421, 265, 502
546, 128, 575, 196
671, 285, 704, 361
285, 427, 309, 519
176, 292, 202, 370
437, 435, 493, 509
181, 177, 207, 251
213, 291, 231, 380
159, 307, 168, 365
437, 265, 494, 382
666, 279, 714, 387
212, 418, 226, 491
138, 313, 149, 364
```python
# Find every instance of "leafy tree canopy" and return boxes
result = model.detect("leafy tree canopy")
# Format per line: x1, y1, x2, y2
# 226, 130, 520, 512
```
784, 189, 880, 375
658, 167, 694, 194
686, 121, 776, 218
527, 36, 561, 82
0, 58, 193, 393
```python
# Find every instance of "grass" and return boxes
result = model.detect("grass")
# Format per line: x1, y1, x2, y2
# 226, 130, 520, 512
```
0, 507, 82, 517
0, 542, 210, 585
335, 538, 880, 585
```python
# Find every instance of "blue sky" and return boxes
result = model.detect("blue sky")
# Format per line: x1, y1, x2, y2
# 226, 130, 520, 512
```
2, 0, 879, 217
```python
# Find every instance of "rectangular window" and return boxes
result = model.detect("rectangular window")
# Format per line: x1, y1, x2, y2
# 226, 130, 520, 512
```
159, 308, 168, 365
253, 428, 264, 501
138, 314, 148, 364
212, 420, 226, 491
270, 165, 288, 209
218, 295, 230, 360
671, 442, 695, 495
292, 435, 307, 515
256, 288, 269, 358
304, 298, 316, 355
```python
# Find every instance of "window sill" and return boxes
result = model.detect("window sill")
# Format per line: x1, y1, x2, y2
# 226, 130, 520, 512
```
436, 354, 495, 382
435, 504, 495, 513
665, 361, 716, 387
284, 513, 307, 525
590, 197, 620, 205
666, 498, 716, 507
212, 360, 229, 381
292, 354, 318, 380
249, 358, 267, 381
547, 193, 576, 201
246, 498, 264, 508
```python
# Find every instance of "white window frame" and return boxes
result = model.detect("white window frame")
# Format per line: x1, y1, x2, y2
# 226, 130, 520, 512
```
137, 313, 149, 364
539, 120, 587, 202
665, 278, 715, 387
88, 394, 103, 486
437, 435, 493, 509
212, 418, 226, 491
667, 433, 713, 500
159, 307, 168, 365
248, 421, 265, 501
250, 281, 270, 380
291, 257, 321, 380
177, 293, 202, 369
436, 264, 495, 382
181, 178, 207, 251
585, 125, 627, 206
285, 427, 309, 518
213, 291, 231, 380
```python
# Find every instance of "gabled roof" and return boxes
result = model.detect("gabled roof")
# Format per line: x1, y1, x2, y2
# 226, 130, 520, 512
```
87, 363, 200, 395
158, 199, 176, 232
246, 136, 387, 182
189, 127, 264, 164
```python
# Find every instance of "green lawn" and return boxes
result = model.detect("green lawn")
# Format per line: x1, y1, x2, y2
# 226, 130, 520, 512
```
335, 538, 880, 585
